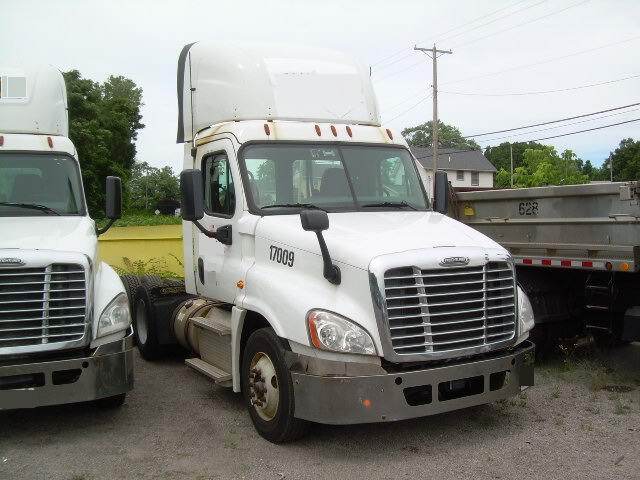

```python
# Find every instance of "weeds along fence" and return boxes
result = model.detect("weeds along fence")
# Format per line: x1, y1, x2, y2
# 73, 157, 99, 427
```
98, 225, 184, 277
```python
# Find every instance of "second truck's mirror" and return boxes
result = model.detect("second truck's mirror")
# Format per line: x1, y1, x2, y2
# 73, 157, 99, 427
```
96, 176, 122, 235
180, 169, 205, 222
300, 209, 329, 232
434, 170, 450, 215
105, 176, 122, 220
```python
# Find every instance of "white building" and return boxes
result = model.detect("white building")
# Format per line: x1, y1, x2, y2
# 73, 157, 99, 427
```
411, 147, 496, 194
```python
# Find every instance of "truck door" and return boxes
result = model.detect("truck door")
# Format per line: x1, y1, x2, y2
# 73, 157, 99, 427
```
195, 139, 242, 303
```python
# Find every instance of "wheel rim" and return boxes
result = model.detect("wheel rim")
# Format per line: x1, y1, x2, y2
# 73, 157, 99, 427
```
248, 352, 279, 421
135, 300, 148, 345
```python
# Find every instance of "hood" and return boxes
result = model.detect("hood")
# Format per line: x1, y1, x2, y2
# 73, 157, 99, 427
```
0, 216, 97, 258
255, 211, 504, 269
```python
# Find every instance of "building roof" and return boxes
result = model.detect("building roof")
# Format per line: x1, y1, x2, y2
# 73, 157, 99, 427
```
410, 147, 496, 173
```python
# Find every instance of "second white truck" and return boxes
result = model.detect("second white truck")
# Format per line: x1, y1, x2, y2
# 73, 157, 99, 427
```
132, 42, 535, 442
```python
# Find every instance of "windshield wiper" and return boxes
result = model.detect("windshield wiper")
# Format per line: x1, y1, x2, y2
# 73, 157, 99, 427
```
361, 201, 418, 211
262, 203, 327, 211
0, 202, 61, 215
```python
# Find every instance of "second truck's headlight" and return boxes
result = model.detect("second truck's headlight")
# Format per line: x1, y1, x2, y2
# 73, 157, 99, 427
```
307, 310, 376, 355
97, 293, 131, 337
517, 286, 535, 335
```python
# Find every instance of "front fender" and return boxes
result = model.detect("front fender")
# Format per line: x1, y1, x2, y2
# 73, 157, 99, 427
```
240, 236, 383, 354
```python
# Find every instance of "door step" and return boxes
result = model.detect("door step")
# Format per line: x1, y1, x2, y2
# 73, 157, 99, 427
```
185, 357, 232, 383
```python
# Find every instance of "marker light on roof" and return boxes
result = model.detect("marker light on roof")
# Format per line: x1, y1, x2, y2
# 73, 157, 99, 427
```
263, 123, 270, 136
330, 125, 337, 137
386, 128, 393, 140
346, 126, 352, 137
314, 124, 321, 136
47, 136, 53, 148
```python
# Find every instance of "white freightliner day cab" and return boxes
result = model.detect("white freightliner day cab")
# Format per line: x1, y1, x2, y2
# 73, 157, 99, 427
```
0, 66, 133, 409
131, 42, 536, 443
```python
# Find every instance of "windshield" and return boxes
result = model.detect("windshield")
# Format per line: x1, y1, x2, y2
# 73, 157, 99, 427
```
0, 153, 85, 216
240, 144, 429, 213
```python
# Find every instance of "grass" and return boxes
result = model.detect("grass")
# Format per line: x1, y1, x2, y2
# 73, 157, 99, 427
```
96, 213, 182, 228
114, 256, 183, 279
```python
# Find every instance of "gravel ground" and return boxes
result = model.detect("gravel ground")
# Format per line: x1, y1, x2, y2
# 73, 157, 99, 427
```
1, 343, 638, 480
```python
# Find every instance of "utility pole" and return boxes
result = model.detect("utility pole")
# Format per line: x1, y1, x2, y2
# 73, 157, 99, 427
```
414, 44, 452, 195
509, 142, 514, 188
609, 154, 613, 182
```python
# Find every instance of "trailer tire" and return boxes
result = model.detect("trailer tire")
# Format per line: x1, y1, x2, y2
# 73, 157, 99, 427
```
241, 328, 307, 443
133, 284, 164, 360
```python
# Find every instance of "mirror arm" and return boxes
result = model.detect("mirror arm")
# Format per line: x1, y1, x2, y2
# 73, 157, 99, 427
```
193, 220, 218, 238
315, 231, 341, 285
96, 218, 116, 236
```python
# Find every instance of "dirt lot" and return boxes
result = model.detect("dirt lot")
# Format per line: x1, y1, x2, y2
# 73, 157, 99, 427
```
1, 342, 638, 480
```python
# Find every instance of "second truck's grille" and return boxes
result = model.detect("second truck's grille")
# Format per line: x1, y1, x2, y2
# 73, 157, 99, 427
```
0, 264, 87, 348
383, 262, 516, 355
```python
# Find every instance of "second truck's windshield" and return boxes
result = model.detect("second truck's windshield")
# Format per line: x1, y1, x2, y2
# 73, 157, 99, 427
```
0, 153, 85, 216
241, 144, 428, 213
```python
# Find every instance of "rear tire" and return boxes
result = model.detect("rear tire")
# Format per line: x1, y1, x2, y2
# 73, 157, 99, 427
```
94, 393, 126, 409
133, 284, 163, 360
241, 328, 307, 443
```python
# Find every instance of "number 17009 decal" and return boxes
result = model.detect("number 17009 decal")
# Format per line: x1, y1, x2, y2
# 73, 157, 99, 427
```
269, 245, 295, 267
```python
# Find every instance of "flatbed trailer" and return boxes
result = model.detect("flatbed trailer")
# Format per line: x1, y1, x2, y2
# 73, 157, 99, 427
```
454, 182, 640, 343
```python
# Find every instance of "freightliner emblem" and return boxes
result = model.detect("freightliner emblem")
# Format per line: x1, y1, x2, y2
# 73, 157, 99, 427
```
0, 257, 25, 267
439, 256, 470, 267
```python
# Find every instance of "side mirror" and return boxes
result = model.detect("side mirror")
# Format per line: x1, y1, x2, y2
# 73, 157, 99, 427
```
300, 209, 329, 232
105, 176, 122, 220
96, 176, 121, 235
300, 209, 340, 285
180, 169, 229, 243
434, 170, 450, 215
180, 169, 204, 221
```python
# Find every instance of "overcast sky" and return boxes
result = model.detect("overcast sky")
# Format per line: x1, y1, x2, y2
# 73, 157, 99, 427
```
2, 0, 639, 172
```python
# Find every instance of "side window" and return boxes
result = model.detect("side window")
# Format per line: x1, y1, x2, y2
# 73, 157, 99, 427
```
456, 170, 464, 181
203, 154, 235, 216
471, 171, 479, 186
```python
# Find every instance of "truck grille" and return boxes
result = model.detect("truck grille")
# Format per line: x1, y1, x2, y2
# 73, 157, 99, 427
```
0, 264, 87, 348
383, 261, 516, 355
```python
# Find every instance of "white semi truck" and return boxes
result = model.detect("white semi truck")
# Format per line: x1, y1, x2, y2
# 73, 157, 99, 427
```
0, 65, 133, 409
132, 42, 535, 442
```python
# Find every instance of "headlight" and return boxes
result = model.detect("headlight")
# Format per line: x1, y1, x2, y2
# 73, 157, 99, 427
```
307, 310, 376, 355
97, 293, 131, 337
517, 286, 535, 335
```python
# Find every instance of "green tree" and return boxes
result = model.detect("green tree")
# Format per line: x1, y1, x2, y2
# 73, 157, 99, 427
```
126, 162, 180, 212
511, 146, 588, 187
63, 70, 144, 216
603, 138, 640, 181
483, 141, 546, 172
402, 120, 480, 150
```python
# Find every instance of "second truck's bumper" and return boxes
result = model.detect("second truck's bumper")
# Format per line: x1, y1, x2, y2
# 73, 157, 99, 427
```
291, 340, 534, 424
0, 330, 134, 410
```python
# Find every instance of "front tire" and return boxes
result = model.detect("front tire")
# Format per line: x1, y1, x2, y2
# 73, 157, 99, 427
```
241, 328, 306, 443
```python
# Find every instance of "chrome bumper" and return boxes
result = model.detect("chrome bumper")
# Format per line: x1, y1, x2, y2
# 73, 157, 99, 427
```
0, 330, 134, 410
291, 340, 534, 425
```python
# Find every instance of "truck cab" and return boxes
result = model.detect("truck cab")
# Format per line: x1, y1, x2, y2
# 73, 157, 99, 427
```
134, 43, 535, 443
0, 66, 133, 409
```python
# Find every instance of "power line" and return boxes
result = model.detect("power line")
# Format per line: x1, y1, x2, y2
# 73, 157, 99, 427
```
465, 102, 640, 137
371, 46, 411, 67
486, 117, 640, 144
477, 108, 640, 143
453, 0, 592, 49
441, 35, 640, 86
384, 94, 432, 124
414, 148, 481, 160
426, 0, 532, 44
438, 0, 546, 43
372, 51, 414, 72
441, 73, 640, 97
